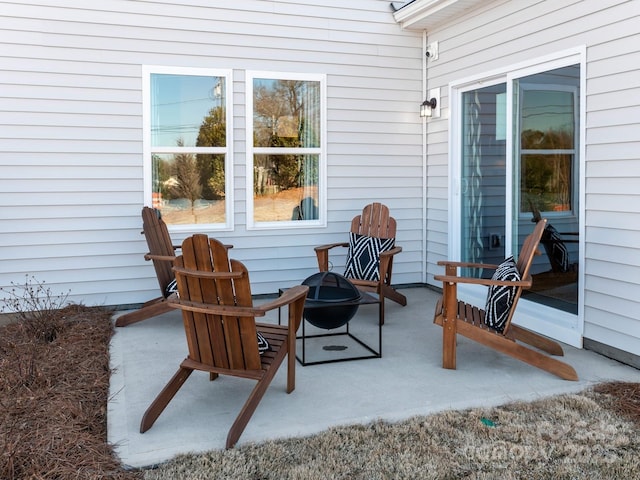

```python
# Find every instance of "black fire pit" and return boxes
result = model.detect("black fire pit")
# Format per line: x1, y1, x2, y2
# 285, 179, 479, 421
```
301, 272, 361, 329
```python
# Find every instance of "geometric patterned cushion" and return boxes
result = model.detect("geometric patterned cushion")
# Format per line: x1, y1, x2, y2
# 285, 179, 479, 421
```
257, 332, 270, 355
164, 278, 178, 298
344, 232, 395, 282
485, 256, 521, 333
544, 225, 570, 272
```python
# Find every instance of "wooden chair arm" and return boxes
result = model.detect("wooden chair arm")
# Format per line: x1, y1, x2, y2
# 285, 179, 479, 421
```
145, 253, 177, 262
314, 242, 349, 252
253, 285, 309, 314
314, 242, 349, 271
434, 273, 533, 289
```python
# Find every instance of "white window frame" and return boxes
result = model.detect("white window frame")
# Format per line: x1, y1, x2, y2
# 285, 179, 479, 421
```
142, 65, 234, 232
448, 48, 586, 348
245, 71, 327, 230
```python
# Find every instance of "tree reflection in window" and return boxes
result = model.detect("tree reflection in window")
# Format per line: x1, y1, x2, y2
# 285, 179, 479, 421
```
251, 78, 321, 223
520, 88, 576, 213
150, 72, 229, 226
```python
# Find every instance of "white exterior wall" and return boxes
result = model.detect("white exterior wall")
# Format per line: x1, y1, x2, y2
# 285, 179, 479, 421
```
0, 1, 424, 306
421, 0, 640, 357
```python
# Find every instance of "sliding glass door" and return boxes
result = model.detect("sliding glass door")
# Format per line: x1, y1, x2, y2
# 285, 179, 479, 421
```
458, 65, 580, 320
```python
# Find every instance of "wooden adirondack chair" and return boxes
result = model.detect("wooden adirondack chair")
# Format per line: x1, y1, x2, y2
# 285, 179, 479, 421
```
139, 234, 309, 449
433, 219, 578, 381
314, 202, 406, 325
115, 207, 179, 327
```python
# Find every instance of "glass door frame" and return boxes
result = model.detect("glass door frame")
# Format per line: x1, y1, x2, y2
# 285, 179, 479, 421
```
447, 48, 586, 348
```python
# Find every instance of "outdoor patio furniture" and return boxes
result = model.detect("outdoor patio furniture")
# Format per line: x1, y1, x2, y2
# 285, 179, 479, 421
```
433, 219, 578, 381
139, 233, 309, 449
115, 207, 179, 327
314, 202, 406, 325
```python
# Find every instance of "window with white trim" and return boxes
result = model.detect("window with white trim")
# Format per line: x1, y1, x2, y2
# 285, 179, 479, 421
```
246, 72, 326, 229
143, 66, 233, 229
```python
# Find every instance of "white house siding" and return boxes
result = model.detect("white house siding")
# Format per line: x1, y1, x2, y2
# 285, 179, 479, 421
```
0, 0, 424, 307
417, 0, 640, 359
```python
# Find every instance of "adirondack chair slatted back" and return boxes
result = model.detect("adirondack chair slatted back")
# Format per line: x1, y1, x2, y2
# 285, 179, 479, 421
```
174, 234, 262, 371
352, 202, 397, 239
141, 206, 176, 296
501, 218, 546, 335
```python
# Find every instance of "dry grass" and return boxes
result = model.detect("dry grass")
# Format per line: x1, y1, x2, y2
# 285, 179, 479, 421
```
1, 303, 638, 479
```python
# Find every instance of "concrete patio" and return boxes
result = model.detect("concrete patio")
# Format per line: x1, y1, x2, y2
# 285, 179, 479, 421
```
108, 287, 640, 469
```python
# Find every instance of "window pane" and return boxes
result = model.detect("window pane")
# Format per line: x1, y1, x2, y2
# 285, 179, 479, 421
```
151, 74, 226, 148
152, 153, 226, 224
521, 153, 572, 212
253, 154, 319, 222
521, 90, 574, 150
460, 83, 507, 276
252, 79, 320, 148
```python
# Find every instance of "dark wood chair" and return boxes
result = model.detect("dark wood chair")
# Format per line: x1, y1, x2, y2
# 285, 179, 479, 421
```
433, 219, 578, 381
314, 202, 406, 325
139, 234, 309, 449
115, 207, 178, 327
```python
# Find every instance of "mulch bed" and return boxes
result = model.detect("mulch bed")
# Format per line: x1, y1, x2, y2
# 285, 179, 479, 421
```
0, 303, 638, 479
0, 304, 142, 480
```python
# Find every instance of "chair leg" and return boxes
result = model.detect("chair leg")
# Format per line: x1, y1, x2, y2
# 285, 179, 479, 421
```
115, 299, 173, 327
456, 321, 578, 381
381, 284, 407, 306
507, 325, 565, 356
226, 368, 280, 449
140, 366, 193, 433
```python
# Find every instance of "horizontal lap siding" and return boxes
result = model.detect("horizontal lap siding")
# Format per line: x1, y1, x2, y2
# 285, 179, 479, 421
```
424, 0, 640, 355
0, 0, 424, 306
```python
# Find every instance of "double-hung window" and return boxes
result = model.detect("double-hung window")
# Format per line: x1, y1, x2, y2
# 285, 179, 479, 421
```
246, 72, 326, 229
143, 66, 233, 229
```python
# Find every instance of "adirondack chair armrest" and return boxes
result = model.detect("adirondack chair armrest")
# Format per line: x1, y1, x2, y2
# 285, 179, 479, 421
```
378, 245, 402, 279
314, 242, 349, 252
145, 253, 177, 262
434, 273, 533, 289
314, 242, 349, 271
254, 285, 309, 314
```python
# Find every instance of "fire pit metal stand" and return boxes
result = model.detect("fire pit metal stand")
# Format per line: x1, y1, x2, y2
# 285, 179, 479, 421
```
278, 276, 382, 366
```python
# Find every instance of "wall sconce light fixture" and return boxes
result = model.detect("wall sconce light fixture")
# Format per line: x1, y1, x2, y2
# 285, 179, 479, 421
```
420, 97, 437, 118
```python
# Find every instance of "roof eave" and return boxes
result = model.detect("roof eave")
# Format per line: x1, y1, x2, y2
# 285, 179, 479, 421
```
392, 0, 486, 31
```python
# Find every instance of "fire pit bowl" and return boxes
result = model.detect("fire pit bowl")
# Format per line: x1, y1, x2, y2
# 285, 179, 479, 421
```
301, 272, 361, 329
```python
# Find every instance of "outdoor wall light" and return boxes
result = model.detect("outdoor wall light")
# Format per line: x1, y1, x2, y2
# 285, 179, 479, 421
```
420, 97, 437, 117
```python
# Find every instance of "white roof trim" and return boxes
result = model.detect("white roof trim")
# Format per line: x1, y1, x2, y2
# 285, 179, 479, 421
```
392, 0, 486, 31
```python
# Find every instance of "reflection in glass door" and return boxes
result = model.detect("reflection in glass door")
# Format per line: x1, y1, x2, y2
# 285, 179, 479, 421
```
514, 66, 580, 314
460, 83, 507, 277
460, 65, 580, 315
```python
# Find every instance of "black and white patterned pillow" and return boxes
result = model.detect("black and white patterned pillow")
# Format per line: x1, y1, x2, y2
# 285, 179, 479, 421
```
485, 256, 521, 333
164, 278, 178, 298
344, 232, 395, 282
544, 225, 570, 272
257, 332, 270, 355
